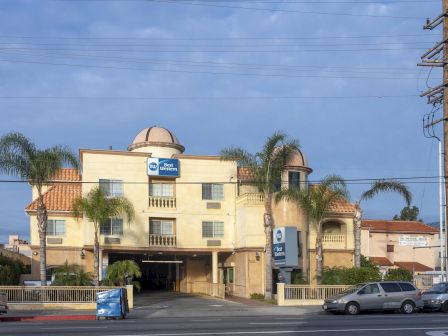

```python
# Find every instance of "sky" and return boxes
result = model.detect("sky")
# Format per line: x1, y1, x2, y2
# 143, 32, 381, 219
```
0, 0, 444, 243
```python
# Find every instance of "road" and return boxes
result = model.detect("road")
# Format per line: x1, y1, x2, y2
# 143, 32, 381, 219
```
2, 312, 448, 336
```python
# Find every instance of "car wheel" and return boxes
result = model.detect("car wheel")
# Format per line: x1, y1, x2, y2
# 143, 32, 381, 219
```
345, 302, 360, 315
441, 301, 448, 313
400, 301, 415, 314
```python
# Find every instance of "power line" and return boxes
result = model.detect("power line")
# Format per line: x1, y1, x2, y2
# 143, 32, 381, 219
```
147, 0, 425, 19
0, 58, 433, 80
0, 50, 430, 75
0, 33, 438, 41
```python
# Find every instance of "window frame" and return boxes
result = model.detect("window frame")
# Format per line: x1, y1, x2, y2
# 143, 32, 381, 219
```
288, 171, 301, 189
149, 219, 174, 235
47, 219, 66, 237
100, 218, 124, 236
202, 221, 224, 238
202, 183, 224, 201
99, 179, 124, 197
149, 183, 174, 197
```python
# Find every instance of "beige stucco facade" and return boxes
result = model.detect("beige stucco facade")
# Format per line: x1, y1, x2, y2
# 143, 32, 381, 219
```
26, 126, 356, 296
361, 220, 440, 274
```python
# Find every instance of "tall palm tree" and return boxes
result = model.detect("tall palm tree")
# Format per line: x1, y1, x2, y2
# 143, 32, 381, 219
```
275, 175, 349, 283
73, 187, 135, 286
353, 180, 412, 267
0, 132, 78, 285
220, 131, 300, 299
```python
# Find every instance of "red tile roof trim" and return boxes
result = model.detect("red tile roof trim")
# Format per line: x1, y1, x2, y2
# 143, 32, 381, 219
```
394, 261, 433, 272
369, 257, 394, 266
362, 220, 438, 234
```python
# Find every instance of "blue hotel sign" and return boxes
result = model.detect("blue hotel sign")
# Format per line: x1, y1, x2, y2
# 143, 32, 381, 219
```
147, 158, 180, 177
273, 227, 298, 267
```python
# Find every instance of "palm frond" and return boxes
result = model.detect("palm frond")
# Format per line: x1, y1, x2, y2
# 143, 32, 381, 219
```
360, 179, 412, 206
220, 147, 258, 167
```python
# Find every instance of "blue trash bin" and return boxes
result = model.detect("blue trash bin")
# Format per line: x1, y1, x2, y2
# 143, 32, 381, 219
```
96, 288, 128, 320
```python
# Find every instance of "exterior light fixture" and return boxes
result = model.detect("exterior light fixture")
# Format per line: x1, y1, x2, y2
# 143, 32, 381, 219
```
32, 251, 38, 256
80, 248, 86, 259
255, 252, 260, 261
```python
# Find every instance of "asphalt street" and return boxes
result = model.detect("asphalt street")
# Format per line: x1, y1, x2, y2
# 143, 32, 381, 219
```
2, 312, 448, 336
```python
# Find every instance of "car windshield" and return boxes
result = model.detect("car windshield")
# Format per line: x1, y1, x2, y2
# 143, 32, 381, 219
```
340, 284, 365, 295
425, 283, 448, 294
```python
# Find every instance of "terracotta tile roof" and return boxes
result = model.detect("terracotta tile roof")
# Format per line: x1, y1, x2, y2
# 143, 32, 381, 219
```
361, 220, 439, 234
26, 183, 81, 212
26, 169, 81, 212
237, 167, 255, 182
394, 261, 433, 272
50, 168, 80, 182
327, 197, 356, 214
369, 257, 393, 266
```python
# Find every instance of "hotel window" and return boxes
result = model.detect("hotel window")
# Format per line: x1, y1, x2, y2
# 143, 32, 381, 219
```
202, 221, 224, 238
149, 183, 174, 197
202, 184, 224, 201
150, 219, 174, 235
47, 220, 65, 236
99, 179, 123, 197
100, 219, 123, 236
288, 171, 301, 189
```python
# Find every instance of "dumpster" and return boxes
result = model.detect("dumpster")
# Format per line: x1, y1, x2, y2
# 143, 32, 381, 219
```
96, 288, 129, 320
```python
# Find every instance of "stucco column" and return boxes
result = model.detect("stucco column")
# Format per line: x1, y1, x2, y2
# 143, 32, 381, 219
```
212, 251, 218, 296
175, 263, 180, 292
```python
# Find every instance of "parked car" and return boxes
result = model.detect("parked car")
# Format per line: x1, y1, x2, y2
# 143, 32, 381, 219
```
0, 292, 8, 315
422, 282, 448, 312
322, 281, 423, 315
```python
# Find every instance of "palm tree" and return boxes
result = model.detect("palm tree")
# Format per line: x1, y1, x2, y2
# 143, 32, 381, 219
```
104, 260, 142, 290
275, 175, 349, 283
220, 131, 299, 299
0, 132, 78, 285
73, 187, 135, 286
52, 261, 93, 286
353, 180, 412, 267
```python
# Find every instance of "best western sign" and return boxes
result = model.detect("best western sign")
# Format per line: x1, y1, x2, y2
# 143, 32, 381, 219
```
273, 227, 298, 267
147, 158, 180, 177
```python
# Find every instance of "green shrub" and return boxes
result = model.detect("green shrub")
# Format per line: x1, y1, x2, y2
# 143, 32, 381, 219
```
383, 268, 413, 282
250, 293, 265, 300
322, 266, 381, 285
0, 254, 28, 285
52, 261, 93, 286
104, 260, 142, 291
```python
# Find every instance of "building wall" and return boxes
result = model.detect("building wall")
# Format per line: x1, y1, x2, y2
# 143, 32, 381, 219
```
361, 229, 439, 269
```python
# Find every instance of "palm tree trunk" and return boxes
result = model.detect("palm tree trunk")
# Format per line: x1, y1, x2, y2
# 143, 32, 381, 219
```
36, 196, 48, 286
264, 192, 273, 300
315, 222, 323, 284
353, 204, 362, 267
94, 228, 100, 286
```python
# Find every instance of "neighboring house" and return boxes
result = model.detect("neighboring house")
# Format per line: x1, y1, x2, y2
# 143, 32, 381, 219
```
25, 126, 356, 296
4, 235, 31, 258
361, 220, 440, 275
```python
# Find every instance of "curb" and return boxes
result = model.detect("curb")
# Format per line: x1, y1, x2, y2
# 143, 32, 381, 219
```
0, 315, 96, 322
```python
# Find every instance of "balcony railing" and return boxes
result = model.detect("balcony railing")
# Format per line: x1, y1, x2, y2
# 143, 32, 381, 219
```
149, 196, 176, 208
236, 192, 264, 206
322, 234, 345, 243
149, 234, 177, 247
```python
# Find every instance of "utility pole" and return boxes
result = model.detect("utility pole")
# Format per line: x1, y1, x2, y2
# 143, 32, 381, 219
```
419, 0, 448, 280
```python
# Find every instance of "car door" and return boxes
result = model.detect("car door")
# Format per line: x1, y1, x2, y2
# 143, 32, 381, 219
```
356, 284, 383, 310
379, 282, 403, 309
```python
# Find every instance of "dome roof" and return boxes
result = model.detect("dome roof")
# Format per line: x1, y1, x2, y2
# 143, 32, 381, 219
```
128, 126, 185, 153
286, 149, 309, 169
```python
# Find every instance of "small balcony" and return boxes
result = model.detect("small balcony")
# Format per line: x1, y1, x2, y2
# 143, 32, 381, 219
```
322, 234, 346, 249
149, 196, 176, 208
149, 234, 177, 247
236, 193, 264, 206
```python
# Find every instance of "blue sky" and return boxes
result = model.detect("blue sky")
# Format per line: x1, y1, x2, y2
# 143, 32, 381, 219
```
0, 0, 443, 243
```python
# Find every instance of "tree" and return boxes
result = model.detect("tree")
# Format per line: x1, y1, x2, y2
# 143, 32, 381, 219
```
103, 260, 142, 291
393, 205, 421, 221
275, 175, 349, 283
353, 180, 412, 267
383, 268, 413, 281
220, 131, 300, 299
73, 187, 135, 286
52, 261, 93, 286
0, 132, 78, 285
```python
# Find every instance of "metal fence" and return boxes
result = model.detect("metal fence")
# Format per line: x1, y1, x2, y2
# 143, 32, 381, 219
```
284, 285, 350, 301
0, 286, 121, 303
